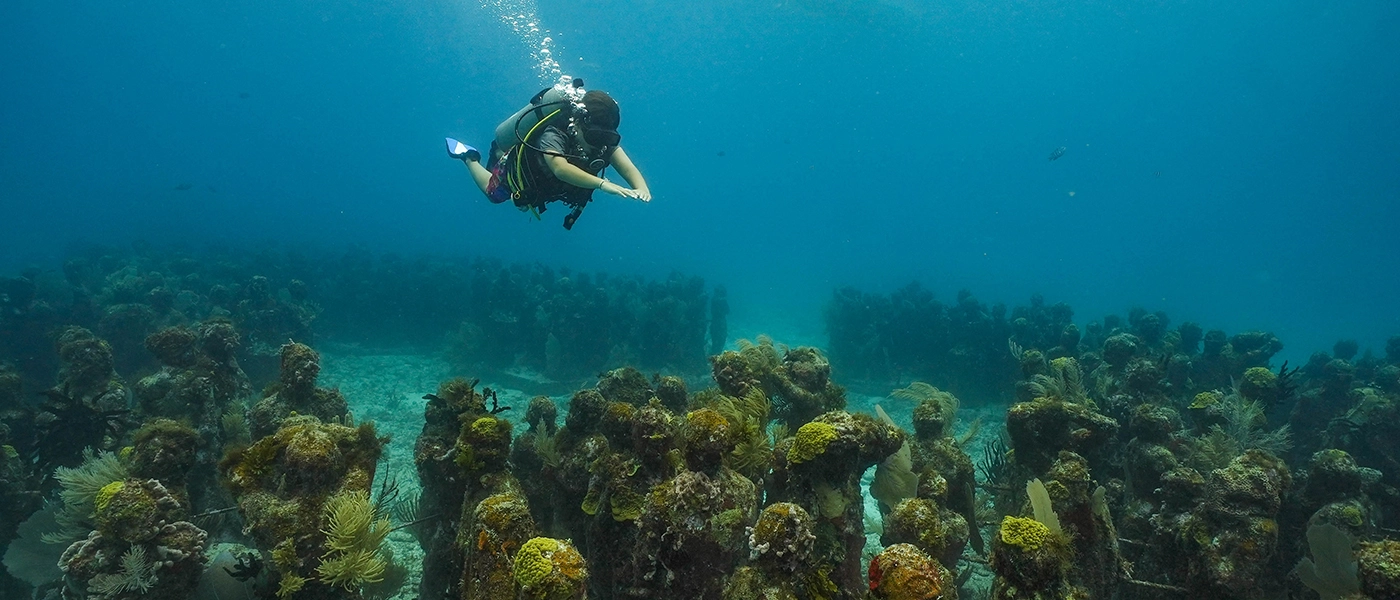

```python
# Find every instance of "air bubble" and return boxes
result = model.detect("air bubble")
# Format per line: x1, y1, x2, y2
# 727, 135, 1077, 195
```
478, 0, 566, 83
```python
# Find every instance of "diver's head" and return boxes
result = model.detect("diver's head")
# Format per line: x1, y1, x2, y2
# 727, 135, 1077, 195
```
577, 90, 621, 148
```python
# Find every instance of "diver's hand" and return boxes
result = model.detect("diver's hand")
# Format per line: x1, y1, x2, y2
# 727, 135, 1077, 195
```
600, 181, 650, 202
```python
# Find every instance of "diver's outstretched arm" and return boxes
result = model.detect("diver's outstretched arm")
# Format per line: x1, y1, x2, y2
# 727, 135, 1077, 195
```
545, 154, 646, 201
608, 147, 651, 202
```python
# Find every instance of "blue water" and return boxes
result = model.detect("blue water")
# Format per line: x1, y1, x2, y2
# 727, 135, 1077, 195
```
3, 0, 1399, 361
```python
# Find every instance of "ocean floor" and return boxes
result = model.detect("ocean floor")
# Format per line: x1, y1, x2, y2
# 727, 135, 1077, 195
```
317, 351, 448, 600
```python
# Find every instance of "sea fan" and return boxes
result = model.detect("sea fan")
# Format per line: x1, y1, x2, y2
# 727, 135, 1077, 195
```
1220, 394, 1292, 455
813, 481, 848, 519
977, 435, 1012, 487
277, 573, 308, 599
389, 490, 437, 544
222, 407, 250, 445
1296, 523, 1359, 599
1026, 479, 1062, 536
891, 381, 959, 413
770, 422, 790, 446
391, 492, 421, 527
958, 417, 982, 448
55, 448, 128, 512
532, 430, 562, 470
870, 405, 918, 512
1008, 339, 1025, 362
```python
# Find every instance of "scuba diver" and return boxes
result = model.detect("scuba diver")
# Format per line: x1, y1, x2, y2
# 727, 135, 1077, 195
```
447, 76, 650, 229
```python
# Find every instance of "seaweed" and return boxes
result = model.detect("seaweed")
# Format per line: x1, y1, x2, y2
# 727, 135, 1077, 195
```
1187, 392, 1292, 472
1274, 360, 1301, 408
978, 435, 1012, 488
714, 387, 773, 479
1026, 357, 1087, 404
86, 546, 156, 597
317, 490, 391, 589
44, 448, 129, 544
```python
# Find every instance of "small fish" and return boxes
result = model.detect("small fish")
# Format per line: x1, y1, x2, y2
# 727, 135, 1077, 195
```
1048, 146, 1067, 161
174, 183, 193, 191
238, 92, 250, 99
716, 150, 725, 157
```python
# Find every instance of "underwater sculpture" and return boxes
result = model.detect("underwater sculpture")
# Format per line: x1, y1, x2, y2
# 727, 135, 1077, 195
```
867, 543, 955, 600
865, 384, 978, 576
132, 319, 251, 514
0, 364, 42, 599
402, 374, 531, 600
773, 410, 905, 597
5, 251, 1400, 600
987, 459, 1124, 600
1171, 450, 1292, 599
630, 408, 758, 599
58, 477, 211, 600
1005, 358, 1119, 477
710, 337, 847, 430
826, 285, 1067, 403
417, 335, 965, 600
220, 414, 389, 599
246, 341, 349, 439
228, 275, 319, 383
32, 328, 134, 471
721, 503, 829, 599
450, 266, 714, 380
512, 537, 588, 599
0, 245, 719, 394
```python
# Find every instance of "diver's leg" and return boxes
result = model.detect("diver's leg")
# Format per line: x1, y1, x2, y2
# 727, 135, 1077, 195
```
465, 160, 492, 195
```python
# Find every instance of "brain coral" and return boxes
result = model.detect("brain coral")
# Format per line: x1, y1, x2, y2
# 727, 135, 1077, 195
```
787, 421, 837, 465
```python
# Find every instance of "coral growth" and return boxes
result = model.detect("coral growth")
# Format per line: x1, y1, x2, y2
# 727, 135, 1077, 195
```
514, 537, 587, 600
867, 543, 955, 600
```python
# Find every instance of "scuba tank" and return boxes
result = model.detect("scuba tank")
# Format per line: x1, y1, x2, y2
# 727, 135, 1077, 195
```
493, 75, 586, 155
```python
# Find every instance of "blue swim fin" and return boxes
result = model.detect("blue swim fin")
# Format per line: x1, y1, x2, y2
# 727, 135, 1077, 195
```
446, 137, 480, 162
